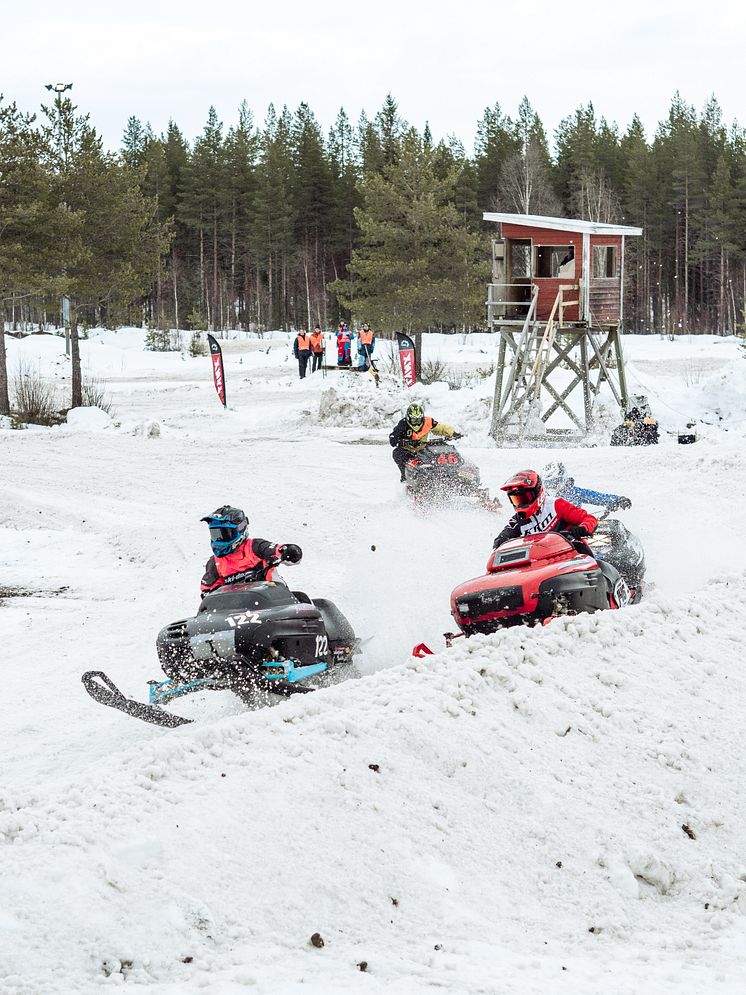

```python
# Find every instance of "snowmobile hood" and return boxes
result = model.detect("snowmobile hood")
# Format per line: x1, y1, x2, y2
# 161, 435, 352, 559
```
486, 532, 575, 573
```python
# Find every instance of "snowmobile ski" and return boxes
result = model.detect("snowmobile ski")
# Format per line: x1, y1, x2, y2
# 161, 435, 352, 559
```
82, 671, 193, 727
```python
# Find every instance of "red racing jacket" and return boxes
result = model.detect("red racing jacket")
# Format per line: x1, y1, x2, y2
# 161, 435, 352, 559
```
200, 537, 282, 593
493, 497, 598, 549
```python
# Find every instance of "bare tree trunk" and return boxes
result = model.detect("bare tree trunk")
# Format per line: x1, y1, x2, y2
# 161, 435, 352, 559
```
70, 300, 82, 408
199, 226, 207, 324
683, 174, 689, 335
268, 254, 273, 331
0, 313, 9, 415
213, 210, 219, 331
231, 198, 237, 330
304, 248, 312, 330
414, 329, 423, 382
173, 252, 179, 329
719, 244, 725, 335
674, 215, 681, 334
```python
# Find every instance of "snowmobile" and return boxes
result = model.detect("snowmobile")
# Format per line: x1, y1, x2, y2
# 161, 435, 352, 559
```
82, 578, 359, 728
447, 515, 646, 637
404, 440, 501, 512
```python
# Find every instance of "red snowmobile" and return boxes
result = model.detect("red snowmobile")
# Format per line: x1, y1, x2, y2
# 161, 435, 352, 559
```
448, 517, 646, 636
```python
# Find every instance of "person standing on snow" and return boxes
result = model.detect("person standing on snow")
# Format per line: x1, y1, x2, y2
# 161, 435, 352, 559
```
358, 322, 375, 371
200, 506, 302, 595
493, 470, 598, 548
293, 328, 312, 379
310, 325, 325, 373
336, 322, 352, 366
389, 402, 462, 483
542, 461, 632, 511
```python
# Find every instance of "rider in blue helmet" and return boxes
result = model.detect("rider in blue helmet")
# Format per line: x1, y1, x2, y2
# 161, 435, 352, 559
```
200, 505, 302, 594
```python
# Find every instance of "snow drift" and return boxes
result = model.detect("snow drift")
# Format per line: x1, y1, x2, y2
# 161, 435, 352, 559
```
2, 579, 745, 993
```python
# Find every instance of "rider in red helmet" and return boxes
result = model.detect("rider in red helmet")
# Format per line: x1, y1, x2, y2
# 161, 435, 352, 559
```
493, 469, 598, 548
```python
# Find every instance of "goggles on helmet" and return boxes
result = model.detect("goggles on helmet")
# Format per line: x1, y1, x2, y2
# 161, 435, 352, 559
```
507, 488, 533, 508
208, 524, 241, 544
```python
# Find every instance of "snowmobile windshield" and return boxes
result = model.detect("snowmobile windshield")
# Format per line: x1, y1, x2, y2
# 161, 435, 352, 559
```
199, 584, 296, 613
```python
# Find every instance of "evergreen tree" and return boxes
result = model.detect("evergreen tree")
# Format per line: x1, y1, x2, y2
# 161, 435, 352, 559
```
179, 107, 227, 328
121, 116, 148, 171
620, 115, 656, 329
291, 103, 333, 327
223, 101, 259, 328
375, 93, 405, 168
0, 97, 75, 413
250, 105, 295, 329
327, 108, 361, 286
654, 94, 705, 332
496, 98, 559, 215
41, 96, 170, 406
473, 102, 520, 211
333, 129, 488, 359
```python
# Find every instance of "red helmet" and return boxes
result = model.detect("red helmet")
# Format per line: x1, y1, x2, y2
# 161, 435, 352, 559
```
500, 469, 545, 518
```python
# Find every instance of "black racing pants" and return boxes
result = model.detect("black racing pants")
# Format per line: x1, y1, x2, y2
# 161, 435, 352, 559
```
392, 446, 410, 480
311, 351, 324, 372
297, 351, 310, 379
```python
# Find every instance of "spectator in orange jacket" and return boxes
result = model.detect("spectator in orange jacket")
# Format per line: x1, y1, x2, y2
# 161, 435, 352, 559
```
293, 329, 312, 379
310, 325, 325, 373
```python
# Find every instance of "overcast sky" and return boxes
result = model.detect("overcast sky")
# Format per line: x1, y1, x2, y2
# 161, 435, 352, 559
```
5, 0, 745, 152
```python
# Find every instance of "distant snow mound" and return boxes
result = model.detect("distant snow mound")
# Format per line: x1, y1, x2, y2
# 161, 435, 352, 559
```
65, 406, 112, 431
129, 420, 162, 438
316, 384, 404, 428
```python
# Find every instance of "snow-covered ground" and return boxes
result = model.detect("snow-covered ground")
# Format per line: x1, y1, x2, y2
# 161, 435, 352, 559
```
1, 328, 746, 993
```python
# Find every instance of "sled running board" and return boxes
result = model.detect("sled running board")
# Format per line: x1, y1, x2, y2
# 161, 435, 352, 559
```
82, 671, 193, 728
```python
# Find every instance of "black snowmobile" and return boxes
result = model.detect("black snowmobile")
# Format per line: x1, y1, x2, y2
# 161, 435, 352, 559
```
404, 440, 501, 512
82, 579, 359, 728
584, 516, 646, 601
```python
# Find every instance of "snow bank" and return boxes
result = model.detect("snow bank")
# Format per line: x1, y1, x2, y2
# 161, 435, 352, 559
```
2, 579, 745, 993
65, 406, 112, 431
3, 326, 746, 993
316, 381, 407, 429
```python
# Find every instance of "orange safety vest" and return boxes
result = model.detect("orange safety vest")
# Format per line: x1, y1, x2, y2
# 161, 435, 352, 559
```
296, 332, 312, 351
409, 417, 434, 442
359, 328, 373, 346
310, 331, 324, 353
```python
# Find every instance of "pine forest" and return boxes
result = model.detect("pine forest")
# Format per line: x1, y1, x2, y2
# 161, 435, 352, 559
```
3, 91, 746, 344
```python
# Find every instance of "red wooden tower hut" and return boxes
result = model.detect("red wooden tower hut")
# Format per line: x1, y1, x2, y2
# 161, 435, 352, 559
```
483, 212, 642, 443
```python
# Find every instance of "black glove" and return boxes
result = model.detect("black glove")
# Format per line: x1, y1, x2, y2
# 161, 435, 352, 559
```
451, 432, 463, 440
279, 543, 302, 564
617, 496, 632, 510
568, 525, 589, 539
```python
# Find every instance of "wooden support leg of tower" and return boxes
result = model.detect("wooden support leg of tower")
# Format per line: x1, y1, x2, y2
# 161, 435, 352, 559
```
579, 335, 593, 431
611, 329, 629, 409
490, 334, 508, 438
541, 379, 587, 433
586, 331, 623, 407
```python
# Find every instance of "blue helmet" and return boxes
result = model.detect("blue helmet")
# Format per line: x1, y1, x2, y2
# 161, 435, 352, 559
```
201, 505, 248, 557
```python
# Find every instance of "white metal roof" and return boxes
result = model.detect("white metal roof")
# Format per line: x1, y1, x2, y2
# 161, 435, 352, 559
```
482, 212, 643, 236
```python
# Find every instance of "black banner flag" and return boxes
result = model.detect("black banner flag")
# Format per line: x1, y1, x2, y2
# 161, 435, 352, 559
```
395, 332, 417, 387
207, 334, 227, 408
